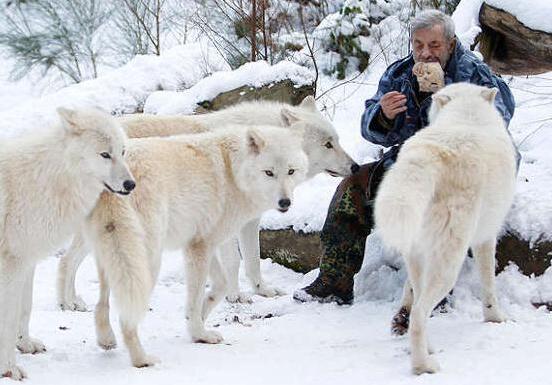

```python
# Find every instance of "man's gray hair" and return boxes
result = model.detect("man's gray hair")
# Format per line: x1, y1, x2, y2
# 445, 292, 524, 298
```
411, 10, 455, 40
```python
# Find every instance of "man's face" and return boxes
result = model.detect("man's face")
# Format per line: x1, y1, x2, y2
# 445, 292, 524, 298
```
412, 24, 455, 68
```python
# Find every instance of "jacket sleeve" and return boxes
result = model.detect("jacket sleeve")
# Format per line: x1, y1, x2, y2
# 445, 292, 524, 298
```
471, 64, 515, 127
360, 67, 399, 147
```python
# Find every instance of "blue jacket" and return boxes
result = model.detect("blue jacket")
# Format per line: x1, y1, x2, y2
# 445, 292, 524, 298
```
360, 40, 516, 160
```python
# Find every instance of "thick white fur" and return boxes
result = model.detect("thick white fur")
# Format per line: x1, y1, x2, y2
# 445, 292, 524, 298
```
57, 96, 358, 310
374, 83, 517, 374
0, 108, 133, 380
84, 125, 308, 367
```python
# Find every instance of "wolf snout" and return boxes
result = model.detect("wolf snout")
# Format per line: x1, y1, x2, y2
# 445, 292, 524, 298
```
123, 180, 136, 192
278, 198, 291, 212
351, 163, 360, 174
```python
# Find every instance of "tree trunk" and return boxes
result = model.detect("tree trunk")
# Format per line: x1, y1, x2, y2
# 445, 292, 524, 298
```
250, 0, 257, 61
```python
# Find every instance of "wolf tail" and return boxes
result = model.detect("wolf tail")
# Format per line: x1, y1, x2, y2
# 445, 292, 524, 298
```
92, 210, 153, 326
374, 144, 439, 256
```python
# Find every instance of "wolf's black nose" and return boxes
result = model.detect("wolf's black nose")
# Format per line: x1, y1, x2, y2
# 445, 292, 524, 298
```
278, 198, 291, 209
123, 180, 136, 192
351, 163, 360, 174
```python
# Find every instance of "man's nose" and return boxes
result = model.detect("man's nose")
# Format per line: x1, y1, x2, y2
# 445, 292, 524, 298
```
420, 47, 431, 58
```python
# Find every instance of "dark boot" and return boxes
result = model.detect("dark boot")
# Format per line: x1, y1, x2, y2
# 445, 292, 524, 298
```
293, 161, 387, 305
293, 274, 354, 305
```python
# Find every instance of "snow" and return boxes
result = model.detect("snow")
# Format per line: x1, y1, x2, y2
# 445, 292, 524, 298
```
144, 60, 315, 115
485, 0, 552, 33
17, 243, 552, 385
452, 0, 483, 48
0, 43, 229, 139
2, 2, 552, 383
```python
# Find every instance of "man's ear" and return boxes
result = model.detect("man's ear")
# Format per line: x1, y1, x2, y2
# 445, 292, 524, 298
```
448, 38, 456, 54
246, 129, 266, 155
281, 108, 301, 126
57, 107, 83, 135
431, 94, 451, 109
480, 88, 498, 104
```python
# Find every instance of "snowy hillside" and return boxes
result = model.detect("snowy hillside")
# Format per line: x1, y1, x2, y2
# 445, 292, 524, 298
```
1, 0, 552, 384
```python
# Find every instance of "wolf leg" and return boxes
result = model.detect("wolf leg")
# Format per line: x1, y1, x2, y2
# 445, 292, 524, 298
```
472, 239, 505, 323
221, 238, 251, 303
185, 241, 223, 344
0, 257, 28, 380
94, 264, 117, 350
407, 247, 465, 375
240, 218, 284, 297
202, 254, 228, 321
17, 266, 46, 354
57, 233, 89, 311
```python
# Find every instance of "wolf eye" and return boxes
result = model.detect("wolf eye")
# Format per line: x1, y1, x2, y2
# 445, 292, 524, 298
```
264, 170, 274, 177
100, 152, 111, 159
288, 169, 295, 175
324, 142, 333, 149
121, 149, 125, 157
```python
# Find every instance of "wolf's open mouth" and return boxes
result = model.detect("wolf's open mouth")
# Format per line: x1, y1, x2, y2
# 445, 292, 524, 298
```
104, 183, 131, 196
325, 169, 341, 177
278, 208, 289, 213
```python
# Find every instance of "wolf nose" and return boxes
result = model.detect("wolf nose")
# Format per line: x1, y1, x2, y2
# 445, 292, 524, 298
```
278, 198, 291, 209
123, 180, 136, 192
351, 163, 360, 174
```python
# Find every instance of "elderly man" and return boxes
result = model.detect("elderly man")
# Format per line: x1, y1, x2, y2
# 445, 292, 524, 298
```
293, 9, 516, 306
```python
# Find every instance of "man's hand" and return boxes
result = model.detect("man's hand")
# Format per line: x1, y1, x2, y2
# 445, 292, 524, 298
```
380, 91, 407, 120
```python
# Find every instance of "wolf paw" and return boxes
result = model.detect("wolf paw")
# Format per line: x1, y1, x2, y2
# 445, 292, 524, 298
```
59, 296, 88, 312
17, 337, 46, 354
483, 307, 506, 323
1, 364, 27, 381
254, 283, 285, 298
412, 356, 440, 375
132, 354, 159, 368
97, 332, 117, 350
226, 292, 253, 304
192, 330, 223, 344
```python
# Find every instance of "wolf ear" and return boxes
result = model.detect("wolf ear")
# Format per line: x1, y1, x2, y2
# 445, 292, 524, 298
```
431, 94, 451, 109
480, 88, 498, 104
299, 95, 317, 111
281, 108, 301, 126
57, 107, 83, 135
247, 129, 266, 155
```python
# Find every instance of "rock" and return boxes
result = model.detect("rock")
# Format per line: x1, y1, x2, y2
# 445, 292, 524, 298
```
478, 3, 552, 75
195, 79, 315, 112
260, 229, 322, 273
260, 228, 552, 276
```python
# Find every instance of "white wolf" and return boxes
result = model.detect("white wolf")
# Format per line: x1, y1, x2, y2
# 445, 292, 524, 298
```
84, 125, 308, 367
0, 108, 134, 380
374, 83, 517, 375
57, 96, 358, 311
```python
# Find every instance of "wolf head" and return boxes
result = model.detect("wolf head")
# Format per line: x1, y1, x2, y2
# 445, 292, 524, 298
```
428, 83, 499, 124
57, 107, 136, 195
236, 126, 308, 213
280, 96, 359, 178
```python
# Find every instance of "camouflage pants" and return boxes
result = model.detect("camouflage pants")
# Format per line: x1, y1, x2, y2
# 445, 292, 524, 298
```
318, 159, 388, 284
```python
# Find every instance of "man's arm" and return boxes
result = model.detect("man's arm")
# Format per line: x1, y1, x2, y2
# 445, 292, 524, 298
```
360, 67, 405, 147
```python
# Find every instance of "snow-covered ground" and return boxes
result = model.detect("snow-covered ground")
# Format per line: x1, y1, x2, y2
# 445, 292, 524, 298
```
19, 249, 552, 385
2, 1, 552, 383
